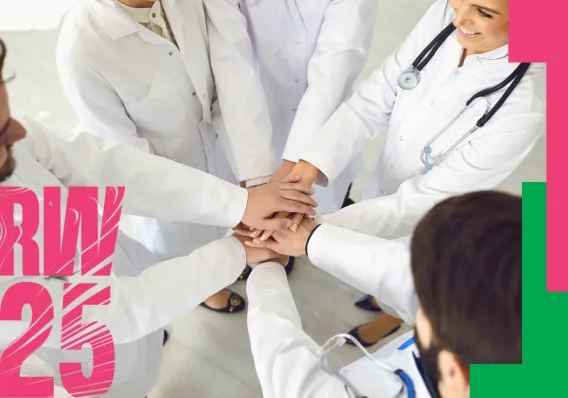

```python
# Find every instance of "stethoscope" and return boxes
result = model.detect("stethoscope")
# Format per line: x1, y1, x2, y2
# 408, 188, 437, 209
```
318, 334, 416, 398
397, 23, 531, 173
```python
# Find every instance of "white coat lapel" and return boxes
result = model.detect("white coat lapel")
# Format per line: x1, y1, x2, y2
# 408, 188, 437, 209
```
163, 0, 212, 121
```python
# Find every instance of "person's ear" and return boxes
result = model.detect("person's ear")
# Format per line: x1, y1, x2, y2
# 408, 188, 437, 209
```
437, 350, 470, 398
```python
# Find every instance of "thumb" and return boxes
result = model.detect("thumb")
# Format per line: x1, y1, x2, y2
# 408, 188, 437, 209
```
257, 217, 292, 231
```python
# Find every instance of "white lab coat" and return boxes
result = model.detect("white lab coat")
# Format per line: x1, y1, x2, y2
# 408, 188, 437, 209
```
239, 0, 376, 212
0, 118, 249, 398
57, 0, 275, 260
247, 224, 430, 397
304, 0, 545, 238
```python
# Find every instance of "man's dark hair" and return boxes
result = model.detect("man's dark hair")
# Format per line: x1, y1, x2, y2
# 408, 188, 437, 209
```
411, 191, 522, 366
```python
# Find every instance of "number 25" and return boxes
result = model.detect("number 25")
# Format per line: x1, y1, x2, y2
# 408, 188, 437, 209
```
0, 282, 115, 397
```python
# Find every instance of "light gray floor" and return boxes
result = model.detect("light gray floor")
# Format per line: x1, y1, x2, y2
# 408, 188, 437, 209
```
1, 0, 546, 397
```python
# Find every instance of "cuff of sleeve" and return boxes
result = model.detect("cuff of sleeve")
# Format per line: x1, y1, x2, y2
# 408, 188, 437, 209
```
300, 152, 331, 187
305, 224, 323, 259
245, 175, 272, 187
282, 145, 302, 164
248, 262, 288, 286
229, 187, 249, 227
306, 223, 348, 267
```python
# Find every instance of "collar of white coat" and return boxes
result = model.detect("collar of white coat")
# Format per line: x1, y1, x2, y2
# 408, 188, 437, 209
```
96, 0, 177, 40
470, 43, 545, 74
476, 44, 509, 61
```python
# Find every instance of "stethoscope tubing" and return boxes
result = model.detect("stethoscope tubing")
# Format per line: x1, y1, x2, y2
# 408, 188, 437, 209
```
405, 23, 531, 172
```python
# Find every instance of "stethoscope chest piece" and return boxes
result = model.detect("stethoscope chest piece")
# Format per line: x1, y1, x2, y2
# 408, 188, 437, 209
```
398, 67, 420, 90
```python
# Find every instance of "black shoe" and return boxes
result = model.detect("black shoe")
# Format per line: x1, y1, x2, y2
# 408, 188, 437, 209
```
342, 197, 355, 208
341, 184, 355, 208
200, 291, 246, 313
285, 257, 295, 276
238, 265, 252, 281
163, 331, 170, 345
345, 324, 402, 348
354, 294, 383, 313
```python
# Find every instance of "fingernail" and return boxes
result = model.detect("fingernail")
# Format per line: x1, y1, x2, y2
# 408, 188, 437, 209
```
291, 224, 298, 232
310, 189, 316, 194
245, 241, 251, 246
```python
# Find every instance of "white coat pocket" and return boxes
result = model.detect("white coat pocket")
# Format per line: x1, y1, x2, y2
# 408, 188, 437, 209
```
125, 71, 185, 132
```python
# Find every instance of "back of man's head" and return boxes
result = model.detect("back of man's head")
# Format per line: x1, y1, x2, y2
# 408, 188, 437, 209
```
411, 190, 522, 366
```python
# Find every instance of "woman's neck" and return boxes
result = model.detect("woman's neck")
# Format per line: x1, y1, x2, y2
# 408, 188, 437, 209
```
117, 0, 154, 8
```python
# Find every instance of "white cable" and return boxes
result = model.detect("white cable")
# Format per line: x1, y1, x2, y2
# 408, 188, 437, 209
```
323, 334, 396, 373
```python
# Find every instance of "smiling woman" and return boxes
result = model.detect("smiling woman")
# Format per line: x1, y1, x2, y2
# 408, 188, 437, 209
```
450, 0, 509, 56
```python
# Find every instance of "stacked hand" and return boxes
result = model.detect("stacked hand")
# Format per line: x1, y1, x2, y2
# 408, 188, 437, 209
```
241, 174, 317, 231
233, 234, 289, 267
244, 160, 320, 243
235, 216, 317, 258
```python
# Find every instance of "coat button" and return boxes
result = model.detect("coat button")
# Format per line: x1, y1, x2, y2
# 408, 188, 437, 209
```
399, 136, 403, 141
192, 92, 196, 96
430, 100, 434, 105
202, 94, 206, 99
292, 108, 297, 112
454, 70, 460, 76
169, 51, 174, 56
294, 79, 300, 83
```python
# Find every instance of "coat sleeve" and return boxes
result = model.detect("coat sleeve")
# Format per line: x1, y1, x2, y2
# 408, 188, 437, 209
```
320, 111, 544, 238
300, 0, 450, 185
203, 0, 277, 182
246, 263, 352, 398
20, 118, 248, 228
282, 0, 377, 163
17, 354, 75, 397
56, 46, 154, 154
0, 236, 246, 347
307, 224, 418, 325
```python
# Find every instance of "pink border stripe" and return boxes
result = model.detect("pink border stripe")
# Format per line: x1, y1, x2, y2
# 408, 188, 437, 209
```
510, 1, 557, 289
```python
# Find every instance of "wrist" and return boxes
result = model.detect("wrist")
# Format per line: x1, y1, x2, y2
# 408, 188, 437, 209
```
292, 160, 319, 187
275, 256, 289, 267
272, 160, 296, 182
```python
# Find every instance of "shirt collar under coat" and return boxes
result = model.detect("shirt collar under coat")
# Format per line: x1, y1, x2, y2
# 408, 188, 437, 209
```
93, 0, 176, 41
